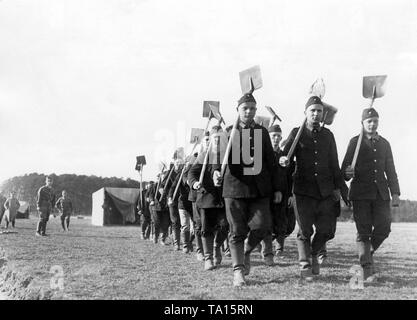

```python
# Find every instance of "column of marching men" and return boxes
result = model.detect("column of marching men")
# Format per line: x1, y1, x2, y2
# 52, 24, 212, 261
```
137, 89, 400, 287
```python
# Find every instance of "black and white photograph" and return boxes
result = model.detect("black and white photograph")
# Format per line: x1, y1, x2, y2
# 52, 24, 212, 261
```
1, 0, 417, 308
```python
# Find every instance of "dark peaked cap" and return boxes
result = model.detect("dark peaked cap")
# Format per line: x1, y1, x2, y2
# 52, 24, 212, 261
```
238, 93, 256, 107
362, 107, 379, 121
268, 124, 282, 133
305, 96, 323, 109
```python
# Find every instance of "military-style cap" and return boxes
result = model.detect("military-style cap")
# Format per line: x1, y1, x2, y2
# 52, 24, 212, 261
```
268, 124, 282, 133
210, 125, 222, 134
362, 107, 379, 121
238, 93, 256, 107
305, 96, 323, 109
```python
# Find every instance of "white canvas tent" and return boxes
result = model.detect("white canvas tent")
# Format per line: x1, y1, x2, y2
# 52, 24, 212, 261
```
16, 201, 30, 219
91, 187, 140, 226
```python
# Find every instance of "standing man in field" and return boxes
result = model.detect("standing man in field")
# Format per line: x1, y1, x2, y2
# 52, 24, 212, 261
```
341, 108, 400, 281
139, 182, 153, 240
3, 191, 20, 229
213, 93, 285, 287
36, 175, 55, 236
281, 96, 345, 280
55, 190, 74, 232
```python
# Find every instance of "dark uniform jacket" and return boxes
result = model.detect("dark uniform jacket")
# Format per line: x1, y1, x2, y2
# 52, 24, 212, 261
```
37, 186, 55, 211
168, 167, 193, 212
214, 121, 284, 199
55, 197, 73, 216
341, 133, 400, 200
188, 159, 224, 209
283, 125, 343, 200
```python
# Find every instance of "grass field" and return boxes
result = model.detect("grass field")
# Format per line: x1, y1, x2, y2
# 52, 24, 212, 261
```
1, 217, 417, 300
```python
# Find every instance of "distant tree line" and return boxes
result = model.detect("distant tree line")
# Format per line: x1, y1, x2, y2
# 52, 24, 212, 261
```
1, 173, 416, 221
338, 200, 417, 222
0, 173, 142, 216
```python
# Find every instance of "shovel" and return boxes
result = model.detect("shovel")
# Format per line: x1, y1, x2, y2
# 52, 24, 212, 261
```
265, 106, 282, 127
203, 101, 221, 132
350, 75, 387, 170
199, 108, 226, 185
254, 115, 271, 129
135, 155, 146, 209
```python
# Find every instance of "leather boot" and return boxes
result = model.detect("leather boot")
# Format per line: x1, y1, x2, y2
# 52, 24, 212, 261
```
233, 269, 246, 287
214, 246, 222, 266
312, 255, 320, 275
202, 234, 215, 270
182, 230, 191, 253
230, 240, 245, 272
297, 238, 312, 269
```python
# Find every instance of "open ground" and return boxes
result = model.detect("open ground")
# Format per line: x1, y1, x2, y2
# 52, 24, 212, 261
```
1, 217, 417, 300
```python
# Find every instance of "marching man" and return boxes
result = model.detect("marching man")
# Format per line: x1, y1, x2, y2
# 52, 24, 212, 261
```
341, 107, 400, 281
213, 92, 285, 286
281, 96, 344, 280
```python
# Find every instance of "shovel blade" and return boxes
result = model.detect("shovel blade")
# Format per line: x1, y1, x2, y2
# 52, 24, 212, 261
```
190, 128, 205, 144
239, 65, 262, 94
209, 104, 224, 124
203, 101, 220, 118
322, 102, 338, 125
254, 115, 271, 129
135, 155, 146, 170
362, 75, 387, 99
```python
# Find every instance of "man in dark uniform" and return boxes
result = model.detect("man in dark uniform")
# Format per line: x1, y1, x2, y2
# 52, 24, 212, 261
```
261, 124, 296, 264
145, 181, 156, 241
165, 157, 183, 251
341, 107, 400, 281
281, 96, 344, 279
187, 144, 208, 262
213, 93, 285, 287
148, 171, 170, 245
139, 182, 153, 240
36, 175, 55, 236
55, 190, 73, 231
169, 162, 194, 253
189, 125, 229, 271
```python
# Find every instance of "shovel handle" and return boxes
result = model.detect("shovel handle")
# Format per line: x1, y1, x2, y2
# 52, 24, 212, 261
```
287, 118, 307, 160
139, 164, 143, 207
351, 128, 364, 170
198, 139, 213, 185
159, 166, 174, 202
220, 114, 240, 177
172, 165, 186, 200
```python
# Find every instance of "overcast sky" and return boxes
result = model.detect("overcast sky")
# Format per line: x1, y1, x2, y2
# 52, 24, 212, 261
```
1, 0, 417, 200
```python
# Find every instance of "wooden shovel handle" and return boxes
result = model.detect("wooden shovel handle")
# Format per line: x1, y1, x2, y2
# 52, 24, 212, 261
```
159, 166, 174, 202
172, 165, 186, 200
287, 118, 307, 160
220, 114, 240, 177
351, 128, 363, 170
198, 139, 213, 185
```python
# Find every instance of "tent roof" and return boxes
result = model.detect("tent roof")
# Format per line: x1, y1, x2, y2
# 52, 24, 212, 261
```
94, 187, 140, 204
18, 201, 30, 212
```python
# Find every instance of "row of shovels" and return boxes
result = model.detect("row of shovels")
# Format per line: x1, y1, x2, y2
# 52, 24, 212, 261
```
135, 67, 387, 205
